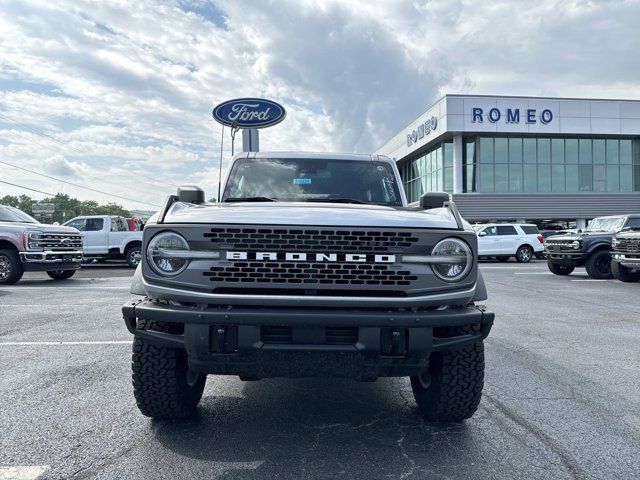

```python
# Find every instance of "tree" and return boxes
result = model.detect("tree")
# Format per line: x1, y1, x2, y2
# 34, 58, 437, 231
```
1, 192, 133, 223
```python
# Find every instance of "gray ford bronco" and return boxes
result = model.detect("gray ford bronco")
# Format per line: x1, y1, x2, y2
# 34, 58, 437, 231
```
122, 152, 494, 422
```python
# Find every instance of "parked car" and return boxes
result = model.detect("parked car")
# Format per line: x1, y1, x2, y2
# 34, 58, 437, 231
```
0, 205, 83, 284
611, 227, 640, 282
545, 215, 640, 279
63, 215, 143, 267
122, 152, 494, 422
473, 223, 544, 262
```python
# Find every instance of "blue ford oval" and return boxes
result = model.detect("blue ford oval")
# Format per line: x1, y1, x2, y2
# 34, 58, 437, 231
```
212, 98, 287, 129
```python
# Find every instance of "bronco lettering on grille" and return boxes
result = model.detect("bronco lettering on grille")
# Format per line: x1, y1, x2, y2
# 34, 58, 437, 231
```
226, 251, 396, 263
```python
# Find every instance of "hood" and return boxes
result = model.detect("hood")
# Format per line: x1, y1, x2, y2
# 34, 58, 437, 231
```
0, 221, 80, 234
546, 231, 613, 242
614, 229, 640, 240
155, 201, 465, 230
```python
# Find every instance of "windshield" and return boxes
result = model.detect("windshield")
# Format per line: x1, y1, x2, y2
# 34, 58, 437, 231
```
222, 158, 403, 206
585, 216, 625, 233
0, 205, 39, 223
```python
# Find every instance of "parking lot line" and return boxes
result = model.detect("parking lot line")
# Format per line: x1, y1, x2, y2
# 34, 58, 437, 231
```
570, 279, 609, 282
0, 466, 48, 480
0, 341, 131, 346
513, 272, 552, 275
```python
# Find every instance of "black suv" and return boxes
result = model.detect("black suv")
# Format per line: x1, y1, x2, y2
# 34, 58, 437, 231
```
545, 215, 640, 279
611, 227, 640, 282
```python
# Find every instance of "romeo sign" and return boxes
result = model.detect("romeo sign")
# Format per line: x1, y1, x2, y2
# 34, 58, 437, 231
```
212, 98, 286, 129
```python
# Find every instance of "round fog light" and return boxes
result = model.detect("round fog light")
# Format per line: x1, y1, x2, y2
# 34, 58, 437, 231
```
431, 238, 472, 282
147, 232, 190, 276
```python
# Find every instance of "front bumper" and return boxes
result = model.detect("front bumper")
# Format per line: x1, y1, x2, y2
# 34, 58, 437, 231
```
545, 250, 585, 265
122, 299, 494, 380
612, 252, 640, 269
19, 250, 83, 272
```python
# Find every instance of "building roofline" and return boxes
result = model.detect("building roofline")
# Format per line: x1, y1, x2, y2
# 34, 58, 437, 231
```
444, 93, 640, 103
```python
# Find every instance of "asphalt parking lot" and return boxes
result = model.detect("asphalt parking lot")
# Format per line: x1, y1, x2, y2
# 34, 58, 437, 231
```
1, 261, 640, 479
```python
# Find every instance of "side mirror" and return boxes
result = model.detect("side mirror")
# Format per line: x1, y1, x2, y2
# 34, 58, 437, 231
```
177, 185, 205, 205
419, 192, 450, 210
478, 231, 487, 237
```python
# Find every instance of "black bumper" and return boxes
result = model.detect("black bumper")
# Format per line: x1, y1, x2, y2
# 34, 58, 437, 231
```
122, 299, 494, 380
545, 251, 586, 266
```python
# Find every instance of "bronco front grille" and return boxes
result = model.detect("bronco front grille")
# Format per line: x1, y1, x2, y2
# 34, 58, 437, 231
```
616, 239, 640, 253
203, 261, 418, 286
203, 227, 419, 252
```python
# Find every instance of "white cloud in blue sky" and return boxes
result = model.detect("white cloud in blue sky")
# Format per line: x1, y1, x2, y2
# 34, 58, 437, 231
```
0, 0, 639, 208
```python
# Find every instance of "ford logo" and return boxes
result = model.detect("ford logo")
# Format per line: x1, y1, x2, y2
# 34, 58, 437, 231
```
212, 98, 287, 129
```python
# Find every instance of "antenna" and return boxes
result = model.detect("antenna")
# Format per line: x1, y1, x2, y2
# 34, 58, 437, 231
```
217, 124, 224, 202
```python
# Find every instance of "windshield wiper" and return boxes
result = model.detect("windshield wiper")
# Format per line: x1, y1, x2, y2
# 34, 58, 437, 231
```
304, 197, 368, 204
224, 197, 278, 203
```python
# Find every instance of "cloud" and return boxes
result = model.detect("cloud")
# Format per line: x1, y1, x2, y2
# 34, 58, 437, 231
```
41, 154, 86, 178
0, 0, 639, 209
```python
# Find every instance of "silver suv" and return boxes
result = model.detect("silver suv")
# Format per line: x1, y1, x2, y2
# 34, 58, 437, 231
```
122, 152, 494, 422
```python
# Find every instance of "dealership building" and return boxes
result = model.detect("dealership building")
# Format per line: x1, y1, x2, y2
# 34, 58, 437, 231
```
376, 94, 640, 228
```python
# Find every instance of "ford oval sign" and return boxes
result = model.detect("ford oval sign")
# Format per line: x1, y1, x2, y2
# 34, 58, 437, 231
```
212, 98, 286, 129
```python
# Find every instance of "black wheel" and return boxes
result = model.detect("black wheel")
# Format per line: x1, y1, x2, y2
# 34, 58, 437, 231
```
547, 260, 575, 276
132, 320, 206, 420
0, 248, 24, 285
611, 261, 640, 282
46, 270, 76, 280
497, 256, 510, 262
515, 245, 533, 263
410, 326, 484, 422
585, 250, 613, 279
126, 245, 142, 268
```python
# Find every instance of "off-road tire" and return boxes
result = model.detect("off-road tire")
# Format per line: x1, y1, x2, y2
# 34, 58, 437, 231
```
46, 270, 76, 280
0, 248, 24, 285
611, 261, 640, 282
132, 320, 206, 420
516, 245, 533, 263
585, 250, 613, 279
547, 260, 574, 276
126, 245, 142, 268
410, 326, 484, 422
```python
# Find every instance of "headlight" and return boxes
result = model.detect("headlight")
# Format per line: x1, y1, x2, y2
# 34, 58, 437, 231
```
571, 240, 580, 249
612, 238, 620, 248
25, 231, 44, 251
147, 231, 190, 276
430, 238, 473, 282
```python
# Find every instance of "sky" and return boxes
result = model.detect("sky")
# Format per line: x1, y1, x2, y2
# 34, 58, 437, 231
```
1, 0, 639, 210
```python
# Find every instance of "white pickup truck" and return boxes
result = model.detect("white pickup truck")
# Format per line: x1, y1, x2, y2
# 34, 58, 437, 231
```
64, 215, 143, 267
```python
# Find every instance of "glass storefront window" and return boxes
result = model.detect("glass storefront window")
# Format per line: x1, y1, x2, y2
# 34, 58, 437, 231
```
399, 135, 639, 198
594, 165, 606, 192
509, 164, 523, 192
523, 164, 537, 192
523, 139, 536, 163
566, 164, 579, 192
480, 164, 494, 192
494, 163, 508, 191
509, 138, 522, 163
593, 139, 605, 164
494, 138, 508, 163
552, 165, 565, 192
606, 140, 619, 164
552, 138, 564, 164
538, 139, 551, 164
538, 164, 551, 192
579, 139, 592, 164
620, 140, 632, 164
606, 165, 619, 192
479, 138, 493, 163
579, 165, 593, 191
566, 139, 578, 163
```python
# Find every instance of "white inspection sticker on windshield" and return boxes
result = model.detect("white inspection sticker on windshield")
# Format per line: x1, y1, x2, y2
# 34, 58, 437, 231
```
293, 178, 312, 184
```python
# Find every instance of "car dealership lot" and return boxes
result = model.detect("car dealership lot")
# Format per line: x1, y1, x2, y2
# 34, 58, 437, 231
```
1, 262, 639, 479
